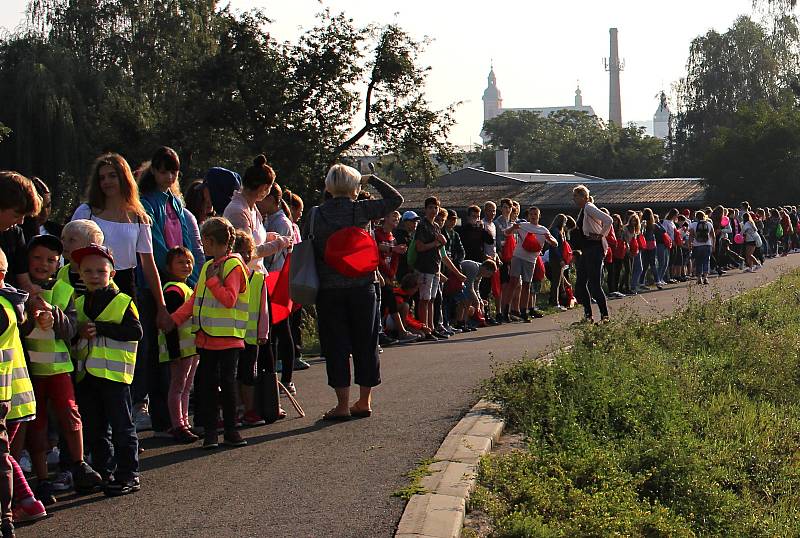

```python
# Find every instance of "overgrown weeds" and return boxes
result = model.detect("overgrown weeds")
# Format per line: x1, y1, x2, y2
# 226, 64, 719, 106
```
474, 272, 800, 536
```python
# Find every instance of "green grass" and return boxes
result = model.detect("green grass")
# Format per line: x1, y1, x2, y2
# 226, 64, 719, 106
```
473, 271, 800, 537
392, 458, 438, 500
298, 306, 320, 356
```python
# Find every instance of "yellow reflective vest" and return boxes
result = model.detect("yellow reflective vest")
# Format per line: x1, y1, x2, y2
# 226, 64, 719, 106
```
7, 344, 35, 421
74, 293, 138, 384
0, 296, 22, 402
158, 281, 196, 362
192, 257, 249, 339
244, 271, 266, 346
24, 279, 75, 376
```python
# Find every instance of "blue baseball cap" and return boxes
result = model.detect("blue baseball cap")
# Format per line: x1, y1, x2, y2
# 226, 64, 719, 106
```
401, 211, 420, 221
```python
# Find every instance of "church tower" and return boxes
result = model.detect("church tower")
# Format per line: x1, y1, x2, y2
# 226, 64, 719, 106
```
575, 85, 583, 107
653, 91, 671, 139
482, 66, 502, 143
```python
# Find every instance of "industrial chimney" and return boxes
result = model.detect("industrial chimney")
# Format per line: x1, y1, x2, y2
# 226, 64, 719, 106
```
605, 28, 623, 126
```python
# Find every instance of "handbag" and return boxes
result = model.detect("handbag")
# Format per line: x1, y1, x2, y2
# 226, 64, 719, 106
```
289, 206, 319, 304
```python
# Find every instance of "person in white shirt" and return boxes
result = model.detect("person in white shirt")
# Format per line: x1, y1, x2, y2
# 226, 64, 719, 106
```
507, 207, 557, 321
571, 185, 614, 322
662, 208, 679, 283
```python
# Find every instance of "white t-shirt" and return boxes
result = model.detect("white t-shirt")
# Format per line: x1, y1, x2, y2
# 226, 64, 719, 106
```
661, 219, 676, 240
512, 222, 552, 263
689, 220, 714, 247
742, 220, 759, 242
482, 218, 497, 258
71, 204, 154, 270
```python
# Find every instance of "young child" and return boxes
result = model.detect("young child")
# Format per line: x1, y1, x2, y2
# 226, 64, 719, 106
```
169, 217, 250, 449
72, 244, 142, 497
0, 247, 47, 536
389, 273, 433, 339
20, 235, 102, 505
454, 260, 497, 331
157, 246, 200, 443
59, 220, 104, 297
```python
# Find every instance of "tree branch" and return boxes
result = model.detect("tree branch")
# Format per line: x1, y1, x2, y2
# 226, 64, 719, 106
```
327, 78, 376, 164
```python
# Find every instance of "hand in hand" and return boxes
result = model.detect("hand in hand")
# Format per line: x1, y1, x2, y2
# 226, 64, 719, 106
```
36, 310, 54, 330
156, 307, 175, 332
79, 322, 97, 340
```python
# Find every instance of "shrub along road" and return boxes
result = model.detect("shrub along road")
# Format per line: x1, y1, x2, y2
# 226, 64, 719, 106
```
22, 255, 800, 538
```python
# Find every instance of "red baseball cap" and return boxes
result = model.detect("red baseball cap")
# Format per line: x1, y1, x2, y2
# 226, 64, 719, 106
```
71, 243, 115, 267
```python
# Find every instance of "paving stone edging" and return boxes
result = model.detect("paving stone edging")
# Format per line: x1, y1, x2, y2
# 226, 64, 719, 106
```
394, 347, 567, 538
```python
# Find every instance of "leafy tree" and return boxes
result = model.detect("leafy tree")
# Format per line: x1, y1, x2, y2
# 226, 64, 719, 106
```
0, 1, 456, 214
480, 110, 665, 178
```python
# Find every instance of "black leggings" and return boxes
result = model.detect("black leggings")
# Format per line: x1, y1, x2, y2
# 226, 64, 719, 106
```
198, 348, 239, 433
575, 242, 608, 319
271, 319, 295, 385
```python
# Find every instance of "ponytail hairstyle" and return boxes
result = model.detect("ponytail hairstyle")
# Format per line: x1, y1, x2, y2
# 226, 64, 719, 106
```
243, 154, 276, 191
642, 207, 655, 233
266, 181, 290, 215
138, 146, 182, 198
232, 230, 255, 265
285, 188, 303, 222
87, 153, 150, 224
200, 216, 236, 255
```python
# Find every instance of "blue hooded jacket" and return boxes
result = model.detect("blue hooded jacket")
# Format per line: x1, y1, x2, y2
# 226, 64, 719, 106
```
205, 167, 241, 216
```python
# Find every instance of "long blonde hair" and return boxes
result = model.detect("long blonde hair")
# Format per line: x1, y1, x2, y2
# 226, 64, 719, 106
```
86, 153, 149, 223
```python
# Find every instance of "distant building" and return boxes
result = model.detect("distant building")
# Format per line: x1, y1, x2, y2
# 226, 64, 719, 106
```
653, 91, 671, 140
481, 67, 596, 143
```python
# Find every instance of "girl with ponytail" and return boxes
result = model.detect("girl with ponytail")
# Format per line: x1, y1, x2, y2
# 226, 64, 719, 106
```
168, 216, 253, 449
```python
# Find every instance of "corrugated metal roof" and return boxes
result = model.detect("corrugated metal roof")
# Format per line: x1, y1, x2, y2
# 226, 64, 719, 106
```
392, 179, 707, 211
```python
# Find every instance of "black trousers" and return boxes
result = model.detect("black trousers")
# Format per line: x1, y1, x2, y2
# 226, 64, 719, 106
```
271, 319, 295, 385
133, 291, 171, 432
290, 308, 303, 357
575, 242, 609, 319
77, 375, 139, 480
198, 348, 239, 433
316, 285, 381, 389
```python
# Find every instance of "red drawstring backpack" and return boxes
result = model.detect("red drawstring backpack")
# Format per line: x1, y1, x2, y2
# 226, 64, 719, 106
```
323, 206, 380, 278
522, 232, 542, 252
561, 241, 574, 264
662, 231, 672, 249
629, 235, 640, 255
491, 269, 502, 298
501, 234, 517, 263
674, 229, 683, 247
533, 255, 546, 282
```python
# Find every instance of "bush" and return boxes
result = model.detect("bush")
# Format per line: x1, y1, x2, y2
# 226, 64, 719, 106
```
475, 272, 800, 536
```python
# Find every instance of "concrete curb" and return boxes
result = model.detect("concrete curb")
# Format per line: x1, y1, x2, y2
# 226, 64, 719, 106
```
394, 397, 503, 538
393, 347, 567, 538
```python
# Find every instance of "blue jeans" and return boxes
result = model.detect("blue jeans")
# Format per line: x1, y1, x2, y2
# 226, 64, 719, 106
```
693, 245, 712, 275
656, 243, 670, 282
630, 252, 642, 292
640, 249, 657, 286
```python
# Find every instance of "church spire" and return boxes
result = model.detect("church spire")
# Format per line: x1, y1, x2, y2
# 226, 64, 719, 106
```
575, 83, 583, 107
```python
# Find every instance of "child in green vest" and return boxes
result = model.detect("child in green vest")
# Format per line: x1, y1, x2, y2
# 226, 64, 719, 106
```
158, 246, 200, 443
58, 220, 104, 297
21, 235, 103, 504
71, 244, 142, 497
0, 247, 46, 536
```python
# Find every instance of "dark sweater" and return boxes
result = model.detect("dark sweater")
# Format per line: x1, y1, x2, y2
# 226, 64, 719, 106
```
82, 286, 143, 342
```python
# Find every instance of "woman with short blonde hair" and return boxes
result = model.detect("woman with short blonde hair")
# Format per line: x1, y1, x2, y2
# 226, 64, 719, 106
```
325, 164, 362, 199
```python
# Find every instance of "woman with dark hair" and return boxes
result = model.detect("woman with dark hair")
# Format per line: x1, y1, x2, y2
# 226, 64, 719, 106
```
312, 164, 402, 420
132, 146, 206, 436
184, 179, 214, 225
223, 155, 292, 424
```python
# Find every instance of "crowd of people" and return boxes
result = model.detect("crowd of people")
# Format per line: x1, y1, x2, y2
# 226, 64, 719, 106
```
0, 148, 790, 536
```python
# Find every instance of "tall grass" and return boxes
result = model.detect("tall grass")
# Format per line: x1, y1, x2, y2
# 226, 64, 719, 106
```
474, 272, 800, 536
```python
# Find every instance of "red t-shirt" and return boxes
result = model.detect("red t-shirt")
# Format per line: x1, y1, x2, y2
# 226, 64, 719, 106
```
375, 228, 400, 280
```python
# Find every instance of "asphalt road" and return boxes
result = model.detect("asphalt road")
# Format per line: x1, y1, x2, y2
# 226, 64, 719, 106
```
21, 255, 800, 538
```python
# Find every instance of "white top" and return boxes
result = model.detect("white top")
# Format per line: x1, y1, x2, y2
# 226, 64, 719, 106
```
743, 220, 759, 242
661, 219, 676, 239
512, 222, 554, 263
71, 204, 153, 270
481, 218, 497, 258
689, 220, 714, 247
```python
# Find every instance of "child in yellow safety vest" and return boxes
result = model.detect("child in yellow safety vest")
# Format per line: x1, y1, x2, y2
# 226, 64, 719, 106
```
20, 235, 103, 507
71, 244, 142, 498
0, 247, 48, 533
168, 217, 249, 450
58, 219, 104, 297
158, 246, 200, 443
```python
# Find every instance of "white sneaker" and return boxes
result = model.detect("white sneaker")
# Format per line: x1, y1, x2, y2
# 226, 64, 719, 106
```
18, 451, 32, 473
51, 470, 73, 492
556, 305, 568, 312
744, 267, 752, 273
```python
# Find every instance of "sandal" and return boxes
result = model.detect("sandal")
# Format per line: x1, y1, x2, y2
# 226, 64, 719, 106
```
349, 406, 372, 418
322, 409, 351, 422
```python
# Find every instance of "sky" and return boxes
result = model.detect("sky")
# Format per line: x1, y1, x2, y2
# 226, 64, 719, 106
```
0, 0, 772, 145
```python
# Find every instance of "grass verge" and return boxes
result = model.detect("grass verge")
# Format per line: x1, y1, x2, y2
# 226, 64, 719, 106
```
473, 271, 800, 536
392, 458, 437, 501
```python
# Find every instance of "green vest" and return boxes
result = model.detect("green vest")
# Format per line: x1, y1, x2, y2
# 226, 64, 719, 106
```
24, 279, 75, 376
75, 293, 138, 384
245, 271, 266, 345
192, 257, 250, 339
0, 297, 22, 401
56, 264, 71, 287
158, 282, 197, 362
7, 344, 35, 421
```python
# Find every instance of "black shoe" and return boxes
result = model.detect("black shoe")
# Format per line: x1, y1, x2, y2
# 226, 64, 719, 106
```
1, 522, 13, 538
494, 315, 504, 325
103, 476, 140, 497
223, 430, 247, 447
531, 309, 544, 319
293, 358, 311, 370
431, 330, 450, 339
203, 433, 219, 450
378, 334, 398, 347
509, 311, 523, 322
73, 461, 103, 493
34, 480, 56, 506
486, 318, 499, 326
422, 333, 439, 342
